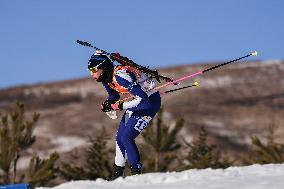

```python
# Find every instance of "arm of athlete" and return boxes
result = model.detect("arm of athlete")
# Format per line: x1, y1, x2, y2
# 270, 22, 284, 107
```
112, 72, 151, 111
102, 82, 120, 102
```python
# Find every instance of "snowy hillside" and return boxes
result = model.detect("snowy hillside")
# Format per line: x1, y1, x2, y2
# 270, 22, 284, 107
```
40, 164, 284, 189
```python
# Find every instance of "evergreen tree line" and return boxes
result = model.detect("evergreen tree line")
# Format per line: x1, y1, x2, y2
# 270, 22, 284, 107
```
0, 103, 283, 186
0, 102, 59, 186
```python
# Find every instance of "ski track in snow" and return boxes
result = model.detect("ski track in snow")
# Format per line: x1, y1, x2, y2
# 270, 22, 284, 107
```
39, 164, 284, 189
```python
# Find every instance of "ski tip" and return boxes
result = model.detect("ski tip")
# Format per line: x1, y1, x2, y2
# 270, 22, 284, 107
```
251, 51, 258, 56
194, 81, 199, 86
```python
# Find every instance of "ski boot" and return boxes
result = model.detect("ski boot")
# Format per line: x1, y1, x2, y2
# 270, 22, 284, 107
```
130, 163, 142, 176
107, 164, 125, 181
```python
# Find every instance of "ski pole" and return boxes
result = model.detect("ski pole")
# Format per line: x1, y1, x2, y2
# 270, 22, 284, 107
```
117, 82, 199, 104
119, 51, 257, 102
160, 82, 199, 95
153, 51, 258, 91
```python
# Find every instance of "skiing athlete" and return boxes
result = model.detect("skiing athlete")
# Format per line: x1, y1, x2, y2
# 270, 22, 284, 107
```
79, 39, 257, 180
87, 51, 161, 180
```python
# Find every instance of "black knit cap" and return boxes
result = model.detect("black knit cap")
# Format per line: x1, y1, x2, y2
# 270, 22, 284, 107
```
88, 54, 114, 83
88, 54, 113, 71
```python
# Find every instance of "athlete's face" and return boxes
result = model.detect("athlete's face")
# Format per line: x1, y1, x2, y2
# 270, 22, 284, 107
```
90, 69, 103, 81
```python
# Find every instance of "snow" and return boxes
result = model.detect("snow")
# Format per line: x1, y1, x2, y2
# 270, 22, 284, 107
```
16, 156, 32, 170
17, 136, 86, 170
39, 164, 284, 189
57, 83, 101, 98
23, 81, 105, 98
204, 120, 224, 128
199, 76, 232, 89
48, 136, 86, 154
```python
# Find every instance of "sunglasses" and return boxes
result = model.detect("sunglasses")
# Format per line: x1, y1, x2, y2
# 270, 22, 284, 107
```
89, 67, 99, 73
88, 61, 104, 73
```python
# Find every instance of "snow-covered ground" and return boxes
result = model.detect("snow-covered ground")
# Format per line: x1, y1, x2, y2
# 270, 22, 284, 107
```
40, 164, 284, 189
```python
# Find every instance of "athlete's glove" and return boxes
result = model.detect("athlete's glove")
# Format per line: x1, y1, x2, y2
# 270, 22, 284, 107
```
101, 100, 123, 112
101, 100, 114, 112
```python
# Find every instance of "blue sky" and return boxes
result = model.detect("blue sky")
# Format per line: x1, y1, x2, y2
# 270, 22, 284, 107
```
0, 0, 283, 89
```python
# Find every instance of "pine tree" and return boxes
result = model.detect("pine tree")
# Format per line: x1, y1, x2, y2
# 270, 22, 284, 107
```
0, 115, 16, 183
142, 109, 184, 172
60, 128, 112, 180
249, 136, 284, 164
84, 129, 112, 179
183, 127, 231, 169
59, 163, 88, 181
27, 152, 60, 186
0, 102, 40, 183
